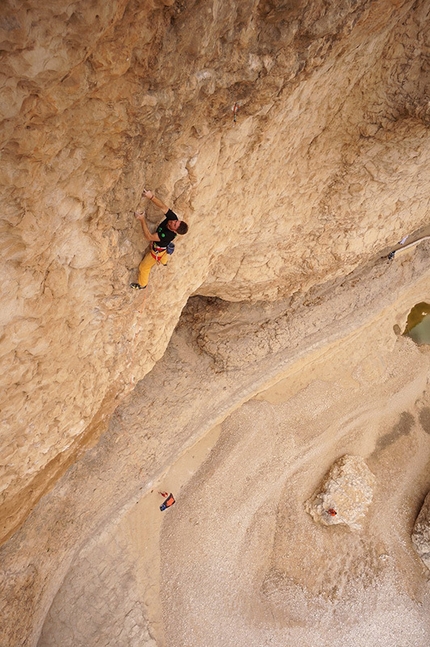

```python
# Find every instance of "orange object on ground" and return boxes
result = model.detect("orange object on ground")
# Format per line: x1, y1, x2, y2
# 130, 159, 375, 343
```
160, 493, 175, 511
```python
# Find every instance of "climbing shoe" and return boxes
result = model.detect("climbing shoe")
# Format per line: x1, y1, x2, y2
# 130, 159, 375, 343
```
130, 282, 146, 290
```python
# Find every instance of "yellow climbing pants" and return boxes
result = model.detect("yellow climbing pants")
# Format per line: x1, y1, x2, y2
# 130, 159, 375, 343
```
137, 250, 168, 287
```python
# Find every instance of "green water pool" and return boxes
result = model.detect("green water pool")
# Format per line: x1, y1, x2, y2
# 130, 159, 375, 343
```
404, 302, 430, 345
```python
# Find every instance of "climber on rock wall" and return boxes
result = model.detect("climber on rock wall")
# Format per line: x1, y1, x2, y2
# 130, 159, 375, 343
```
130, 189, 189, 290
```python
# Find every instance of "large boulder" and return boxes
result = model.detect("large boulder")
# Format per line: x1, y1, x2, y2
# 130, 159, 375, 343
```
305, 455, 376, 529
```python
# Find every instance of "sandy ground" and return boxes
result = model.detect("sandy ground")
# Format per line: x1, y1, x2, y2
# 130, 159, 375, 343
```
121, 423, 223, 644
38, 267, 430, 647
43, 337, 430, 647
157, 337, 430, 647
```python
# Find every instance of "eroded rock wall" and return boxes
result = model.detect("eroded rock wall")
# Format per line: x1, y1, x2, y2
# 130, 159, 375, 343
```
27, 253, 430, 647
1, 240, 430, 647
0, 0, 429, 621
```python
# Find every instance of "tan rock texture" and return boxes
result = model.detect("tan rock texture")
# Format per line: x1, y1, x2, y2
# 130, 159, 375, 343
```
37, 272, 430, 647
2, 239, 430, 647
1, 0, 430, 644
412, 491, 430, 571
1, 0, 430, 544
305, 454, 376, 528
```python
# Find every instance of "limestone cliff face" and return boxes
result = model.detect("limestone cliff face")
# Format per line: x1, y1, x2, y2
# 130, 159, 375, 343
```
0, 0, 429, 574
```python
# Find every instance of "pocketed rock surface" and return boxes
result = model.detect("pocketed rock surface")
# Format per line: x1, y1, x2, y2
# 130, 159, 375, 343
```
37, 271, 430, 647
1, 0, 430, 645
1, 0, 430, 545
3, 252, 427, 647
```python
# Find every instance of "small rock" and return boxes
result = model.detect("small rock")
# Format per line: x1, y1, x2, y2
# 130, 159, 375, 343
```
305, 454, 376, 530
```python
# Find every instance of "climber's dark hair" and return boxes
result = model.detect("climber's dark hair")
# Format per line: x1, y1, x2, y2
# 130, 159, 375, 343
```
177, 221, 189, 235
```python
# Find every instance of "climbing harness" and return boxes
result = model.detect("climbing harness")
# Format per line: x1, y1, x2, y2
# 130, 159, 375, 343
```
388, 235, 430, 260
151, 242, 168, 263
150, 241, 175, 266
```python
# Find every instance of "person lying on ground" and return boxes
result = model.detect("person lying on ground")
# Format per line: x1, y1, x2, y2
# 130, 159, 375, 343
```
130, 189, 189, 290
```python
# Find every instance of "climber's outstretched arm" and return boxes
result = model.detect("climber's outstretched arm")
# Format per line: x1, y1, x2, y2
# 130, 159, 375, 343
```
142, 189, 169, 215
135, 212, 160, 242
